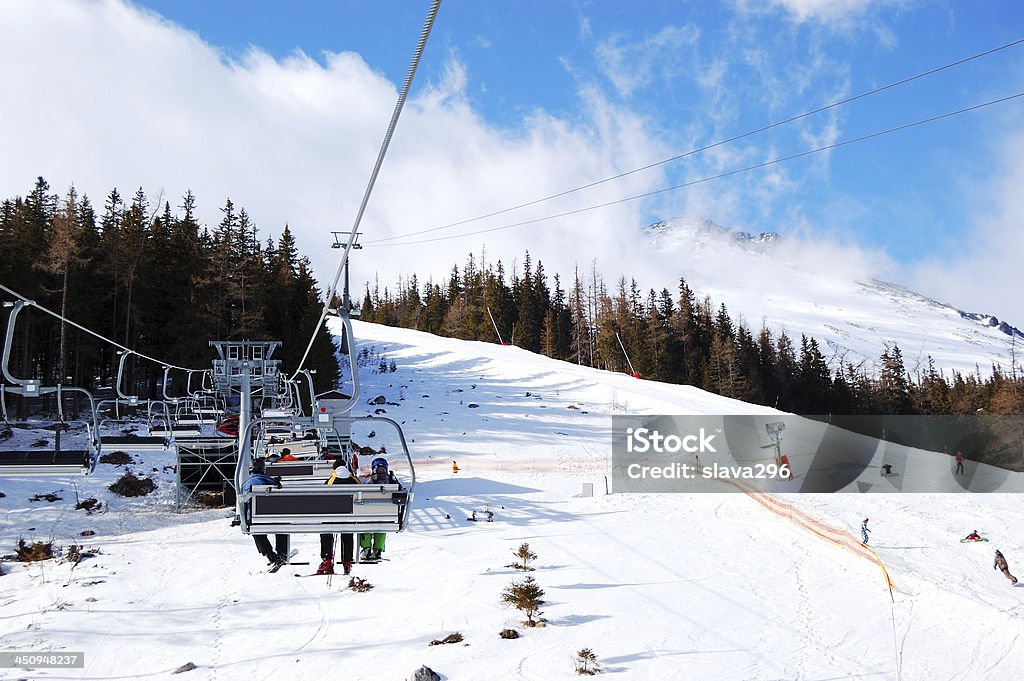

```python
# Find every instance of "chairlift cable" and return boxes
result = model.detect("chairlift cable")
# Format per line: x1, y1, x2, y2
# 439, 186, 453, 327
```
0, 282, 202, 373
363, 37, 1024, 245
291, 0, 442, 380
367, 90, 1024, 247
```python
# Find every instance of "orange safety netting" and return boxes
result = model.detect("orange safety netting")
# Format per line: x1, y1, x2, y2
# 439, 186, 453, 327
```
723, 479, 894, 590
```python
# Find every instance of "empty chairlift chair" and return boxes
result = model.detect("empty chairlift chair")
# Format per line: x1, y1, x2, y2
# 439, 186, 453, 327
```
0, 300, 103, 475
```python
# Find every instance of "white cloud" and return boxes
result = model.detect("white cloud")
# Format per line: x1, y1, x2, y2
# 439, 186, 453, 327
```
0, 0, 670, 304
736, 0, 916, 26
593, 24, 700, 99
909, 130, 1024, 327
3, 0, 1016, 339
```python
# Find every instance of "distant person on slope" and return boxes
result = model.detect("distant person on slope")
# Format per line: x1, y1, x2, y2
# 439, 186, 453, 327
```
242, 458, 288, 567
860, 518, 871, 545
955, 451, 965, 475
964, 530, 983, 542
994, 550, 1018, 585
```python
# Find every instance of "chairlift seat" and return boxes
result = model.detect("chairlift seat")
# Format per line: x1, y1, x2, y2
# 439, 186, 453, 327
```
103, 435, 171, 452
265, 460, 335, 479
248, 482, 409, 534
151, 423, 201, 437
0, 449, 92, 476
266, 439, 320, 459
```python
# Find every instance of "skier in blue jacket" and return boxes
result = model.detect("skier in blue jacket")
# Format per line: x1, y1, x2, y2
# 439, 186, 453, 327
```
860, 518, 871, 545
242, 458, 289, 567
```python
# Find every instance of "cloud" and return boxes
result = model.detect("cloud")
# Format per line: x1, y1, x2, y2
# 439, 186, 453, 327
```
909, 130, 1024, 326
593, 24, 700, 98
0, 0, 671, 303
3, 0, 1017, 339
735, 0, 915, 26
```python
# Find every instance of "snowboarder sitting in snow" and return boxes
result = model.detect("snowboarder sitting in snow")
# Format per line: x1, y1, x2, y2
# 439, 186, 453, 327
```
318, 457, 359, 575
994, 550, 1018, 585
964, 530, 983, 542
242, 458, 288, 567
860, 518, 871, 545
358, 457, 401, 561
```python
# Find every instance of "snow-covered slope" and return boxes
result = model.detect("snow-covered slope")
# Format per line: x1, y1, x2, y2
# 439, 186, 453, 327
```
1, 321, 1022, 681
645, 217, 1023, 377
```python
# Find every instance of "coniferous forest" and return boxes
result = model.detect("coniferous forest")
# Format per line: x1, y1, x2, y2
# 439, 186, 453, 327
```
0, 177, 339, 402
3, 177, 1022, 422
359, 250, 1024, 418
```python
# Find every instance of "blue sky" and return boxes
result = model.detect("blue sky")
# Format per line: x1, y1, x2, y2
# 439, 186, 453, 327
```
3, 0, 1024, 323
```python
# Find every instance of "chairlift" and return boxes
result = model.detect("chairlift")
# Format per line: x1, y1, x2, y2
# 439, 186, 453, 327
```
1, 300, 103, 475
97, 398, 175, 452
235, 412, 414, 536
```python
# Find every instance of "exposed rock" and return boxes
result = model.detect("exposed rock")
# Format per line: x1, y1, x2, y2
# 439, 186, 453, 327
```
410, 665, 441, 681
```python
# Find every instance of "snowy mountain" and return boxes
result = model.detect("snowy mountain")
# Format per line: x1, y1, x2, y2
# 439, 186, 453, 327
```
643, 217, 1023, 377
2, 320, 1022, 680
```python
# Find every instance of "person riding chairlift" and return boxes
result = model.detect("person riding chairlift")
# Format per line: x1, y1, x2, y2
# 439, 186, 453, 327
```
358, 457, 400, 561
276, 447, 298, 462
318, 456, 359, 575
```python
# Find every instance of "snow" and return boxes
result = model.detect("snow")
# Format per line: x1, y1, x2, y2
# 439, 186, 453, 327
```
645, 217, 1023, 377
1, 319, 1022, 680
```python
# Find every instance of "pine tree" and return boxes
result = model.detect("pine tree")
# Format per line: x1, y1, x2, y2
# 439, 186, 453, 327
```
512, 542, 537, 570
879, 344, 913, 414
574, 648, 601, 675
502, 575, 545, 626
39, 187, 86, 382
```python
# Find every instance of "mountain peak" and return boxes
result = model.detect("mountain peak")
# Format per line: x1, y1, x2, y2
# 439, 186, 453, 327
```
646, 217, 780, 251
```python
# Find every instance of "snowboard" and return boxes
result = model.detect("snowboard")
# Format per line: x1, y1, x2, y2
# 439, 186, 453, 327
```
960, 537, 989, 543
268, 549, 299, 573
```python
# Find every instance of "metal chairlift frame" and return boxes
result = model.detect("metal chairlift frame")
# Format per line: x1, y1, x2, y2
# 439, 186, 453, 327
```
0, 383, 9, 425
161, 366, 182, 406
1, 300, 102, 475
96, 398, 176, 452
234, 412, 415, 535
232, 313, 410, 535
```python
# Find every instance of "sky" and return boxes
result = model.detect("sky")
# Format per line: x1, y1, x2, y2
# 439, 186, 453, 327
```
2, 0, 1024, 328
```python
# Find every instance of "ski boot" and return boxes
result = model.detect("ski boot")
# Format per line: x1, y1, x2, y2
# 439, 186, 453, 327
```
316, 557, 334, 575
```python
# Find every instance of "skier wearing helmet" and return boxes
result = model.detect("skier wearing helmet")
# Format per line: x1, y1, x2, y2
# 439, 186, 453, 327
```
358, 457, 401, 561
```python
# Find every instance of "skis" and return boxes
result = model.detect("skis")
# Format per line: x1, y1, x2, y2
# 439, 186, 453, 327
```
268, 549, 299, 573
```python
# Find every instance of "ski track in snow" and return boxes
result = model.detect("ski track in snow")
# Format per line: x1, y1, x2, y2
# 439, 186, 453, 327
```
1, 319, 1023, 680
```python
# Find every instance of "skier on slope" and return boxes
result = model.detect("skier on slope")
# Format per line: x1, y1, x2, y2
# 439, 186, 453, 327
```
860, 518, 871, 545
994, 550, 1019, 585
